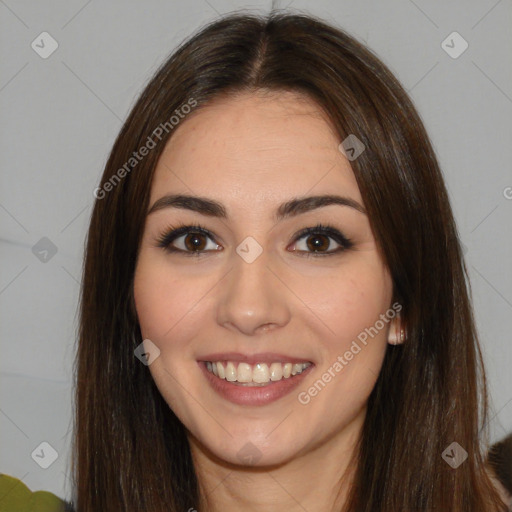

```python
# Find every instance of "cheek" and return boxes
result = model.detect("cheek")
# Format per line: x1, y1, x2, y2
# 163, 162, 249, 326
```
133, 254, 203, 344
296, 259, 393, 345
295, 264, 392, 430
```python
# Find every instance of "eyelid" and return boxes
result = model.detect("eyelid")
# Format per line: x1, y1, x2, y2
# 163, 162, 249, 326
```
155, 222, 353, 256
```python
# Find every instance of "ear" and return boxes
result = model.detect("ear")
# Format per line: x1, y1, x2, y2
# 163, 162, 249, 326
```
387, 314, 405, 345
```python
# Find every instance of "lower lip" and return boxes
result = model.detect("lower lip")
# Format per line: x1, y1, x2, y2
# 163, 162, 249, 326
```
198, 361, 314, 406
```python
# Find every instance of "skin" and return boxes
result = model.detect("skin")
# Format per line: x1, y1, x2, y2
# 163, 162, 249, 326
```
133, 90, 403, 512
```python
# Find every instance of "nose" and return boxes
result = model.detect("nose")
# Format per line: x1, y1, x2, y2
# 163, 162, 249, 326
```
216, 247, 291, 336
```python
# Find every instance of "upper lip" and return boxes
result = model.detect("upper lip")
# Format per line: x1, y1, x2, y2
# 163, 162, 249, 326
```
198, 352, 313, 365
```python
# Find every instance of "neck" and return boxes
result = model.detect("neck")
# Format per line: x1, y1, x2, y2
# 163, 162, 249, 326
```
188, 408, 364, 512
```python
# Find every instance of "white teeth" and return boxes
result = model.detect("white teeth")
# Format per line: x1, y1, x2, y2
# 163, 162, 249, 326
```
225, 361, 237, 382
237, 362, 252, 383
269, 362, 283, 381
252, 363, 270, 383
205, 360, 311, 384
291, 363, 303, 375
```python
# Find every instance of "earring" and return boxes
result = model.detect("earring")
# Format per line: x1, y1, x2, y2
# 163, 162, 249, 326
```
399, 324, 405, 343
389, 320, 406, 345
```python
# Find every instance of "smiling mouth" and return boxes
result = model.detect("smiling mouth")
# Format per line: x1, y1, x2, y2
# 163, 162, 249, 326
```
204, 360, 313, 386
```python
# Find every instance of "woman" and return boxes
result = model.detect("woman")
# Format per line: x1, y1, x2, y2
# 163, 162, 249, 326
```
72, 11, 509, 511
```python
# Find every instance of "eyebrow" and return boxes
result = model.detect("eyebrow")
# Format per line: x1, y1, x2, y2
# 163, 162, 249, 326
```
147, 193, 367, 220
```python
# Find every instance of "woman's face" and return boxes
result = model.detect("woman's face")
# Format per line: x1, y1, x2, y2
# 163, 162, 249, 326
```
133, 90, 396, 467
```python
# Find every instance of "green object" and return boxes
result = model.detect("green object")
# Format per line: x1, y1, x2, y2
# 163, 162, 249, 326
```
0, 474, 69, 512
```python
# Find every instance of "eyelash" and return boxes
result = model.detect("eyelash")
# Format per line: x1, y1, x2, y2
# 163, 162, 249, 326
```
155, 223, 353, 258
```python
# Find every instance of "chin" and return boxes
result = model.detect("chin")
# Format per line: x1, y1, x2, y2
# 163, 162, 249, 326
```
191, 427, 306, 468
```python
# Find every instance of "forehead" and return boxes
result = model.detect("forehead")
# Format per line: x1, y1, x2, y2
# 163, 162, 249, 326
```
150, 91, 363, 213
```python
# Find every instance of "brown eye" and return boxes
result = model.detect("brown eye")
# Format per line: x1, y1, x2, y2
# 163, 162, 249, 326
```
157, 225, 222, 256
184, 232, 208, 251
305, 234, 331, 252
289, 224, 353, 256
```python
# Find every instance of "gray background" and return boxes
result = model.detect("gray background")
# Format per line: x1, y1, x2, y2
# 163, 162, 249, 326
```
1, 0, 511, 502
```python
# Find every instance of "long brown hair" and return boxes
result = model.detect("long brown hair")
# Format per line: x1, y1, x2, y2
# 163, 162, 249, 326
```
71, 11, 507, 511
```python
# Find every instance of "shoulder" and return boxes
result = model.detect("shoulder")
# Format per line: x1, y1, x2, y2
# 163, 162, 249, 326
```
490, 474, 512, 510
0, 473, 73, 512
484, 463, 512, 511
